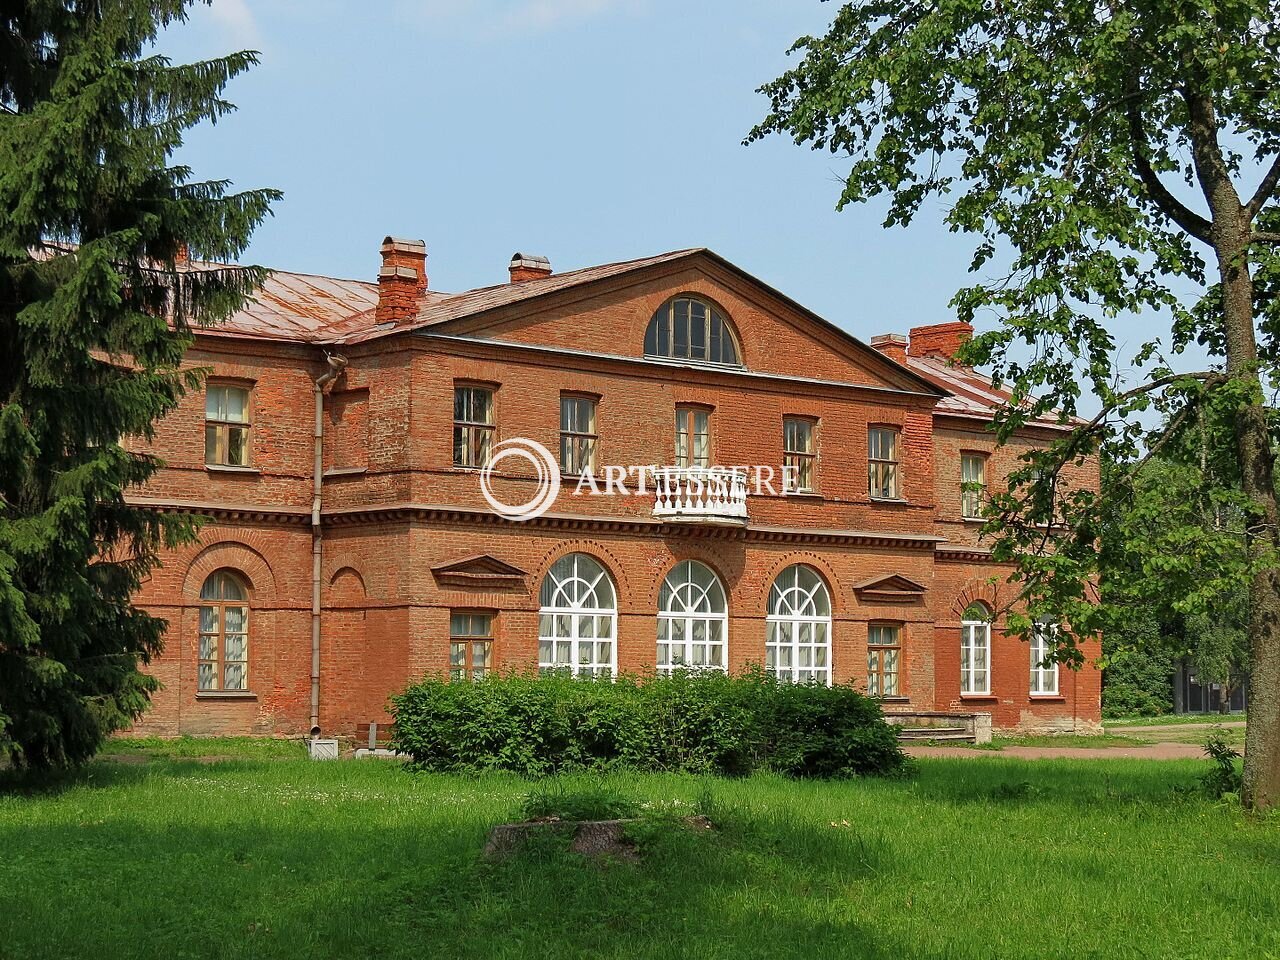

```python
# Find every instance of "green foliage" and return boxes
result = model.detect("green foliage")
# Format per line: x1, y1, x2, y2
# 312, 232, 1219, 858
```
748, 0, 1280, 709
0, 2, 278, 767
1101, 602, 1175, 717
390, 670, 908, 779
519, 783, 640, 822
1202, 728, 1244, 799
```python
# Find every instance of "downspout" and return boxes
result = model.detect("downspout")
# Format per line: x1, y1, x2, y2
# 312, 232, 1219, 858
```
311, 351, 348, 737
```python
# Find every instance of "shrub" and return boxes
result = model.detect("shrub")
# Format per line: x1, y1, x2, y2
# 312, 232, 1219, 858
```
390, 669, 907, 779
1200, 728, 1243, 800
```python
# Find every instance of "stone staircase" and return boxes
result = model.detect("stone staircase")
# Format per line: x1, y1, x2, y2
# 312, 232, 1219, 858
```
884, 711, 993, 745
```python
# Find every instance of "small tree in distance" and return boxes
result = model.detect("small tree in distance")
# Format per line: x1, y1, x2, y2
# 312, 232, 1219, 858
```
750, 1, 1280, 807
0, 1, 279, 767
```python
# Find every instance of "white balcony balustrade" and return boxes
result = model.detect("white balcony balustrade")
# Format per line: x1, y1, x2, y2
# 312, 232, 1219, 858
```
652, 467, 748, 524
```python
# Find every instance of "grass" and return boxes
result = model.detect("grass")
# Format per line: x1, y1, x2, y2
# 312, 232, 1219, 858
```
1105, 713, 1246, 727
1, 739, 1277, 960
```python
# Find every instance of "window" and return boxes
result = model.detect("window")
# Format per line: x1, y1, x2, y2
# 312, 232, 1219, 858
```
961, 453, 987, 518
961, 604, 992, 695
868, 427, 901, 499
538, 553, 617, 677
766, 564, 832, 684
1030, 620, 1060, 695
198, 571, 249, 692
560, 395, 597, 476
449, 612, 493, 681
675, 406, 711, 468
867, 623, 901, 697
644, 296, 740, 365
205, 385, 250, 467
783, 418, 816, 493
657, 560, 728, 673
453, 385, 494, 468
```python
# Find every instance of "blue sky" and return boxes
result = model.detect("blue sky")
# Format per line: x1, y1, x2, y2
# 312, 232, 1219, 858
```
158, 0, 1200, 393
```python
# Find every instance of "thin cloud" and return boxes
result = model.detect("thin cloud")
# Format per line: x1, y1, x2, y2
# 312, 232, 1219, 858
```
205, 0, 263, 50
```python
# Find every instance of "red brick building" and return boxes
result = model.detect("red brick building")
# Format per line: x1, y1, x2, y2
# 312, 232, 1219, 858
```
128, 239, 1101, 739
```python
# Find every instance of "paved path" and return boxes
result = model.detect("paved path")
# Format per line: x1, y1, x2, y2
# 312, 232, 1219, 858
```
905, 742, 1207, 760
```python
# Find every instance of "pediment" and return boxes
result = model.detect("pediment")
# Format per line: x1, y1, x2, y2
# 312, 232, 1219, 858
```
426, 250, 944, 397
431, 555, 528, 588
853, 574, 928, 602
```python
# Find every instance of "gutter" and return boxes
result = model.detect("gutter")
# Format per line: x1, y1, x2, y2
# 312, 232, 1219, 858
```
310, 351, 348, 737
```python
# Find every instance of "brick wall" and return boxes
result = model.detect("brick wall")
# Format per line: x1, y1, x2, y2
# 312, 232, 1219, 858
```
124, 265, 1103, 738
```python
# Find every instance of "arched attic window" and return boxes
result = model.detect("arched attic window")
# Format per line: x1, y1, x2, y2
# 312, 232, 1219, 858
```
644, 296, 741, 366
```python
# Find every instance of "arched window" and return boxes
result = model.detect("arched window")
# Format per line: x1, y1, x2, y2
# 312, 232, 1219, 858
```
198, 570, 249, 692
644, 296, 740, 365
538, 553, 617, 677
961, 602, 992, 696
657, 560, 728, 672
766, 564, 832, 683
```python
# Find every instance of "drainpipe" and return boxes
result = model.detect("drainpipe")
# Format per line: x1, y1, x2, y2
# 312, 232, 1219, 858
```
311, 351, 348, 737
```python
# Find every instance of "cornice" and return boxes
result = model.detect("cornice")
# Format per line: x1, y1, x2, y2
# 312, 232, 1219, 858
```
126, 496, 311, 527
127, 497, 961, 553
322, 502, 946, 548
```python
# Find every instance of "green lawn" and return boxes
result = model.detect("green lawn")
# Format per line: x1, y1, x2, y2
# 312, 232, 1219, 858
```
1105, 713, 1246, 727
1, 740, 1277, 960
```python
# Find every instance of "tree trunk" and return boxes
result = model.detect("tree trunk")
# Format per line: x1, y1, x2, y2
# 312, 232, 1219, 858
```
1216, 244, 1280, 810
1184, 86, 1280, 810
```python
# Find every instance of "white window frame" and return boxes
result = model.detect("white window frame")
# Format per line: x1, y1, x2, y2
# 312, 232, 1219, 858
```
657, 560, 728, 673
537, 553, 617, 678
960, 618, 991, 696
961, 452, 987, 519
766, 564, 833, 684
1030, 621, 1060, 695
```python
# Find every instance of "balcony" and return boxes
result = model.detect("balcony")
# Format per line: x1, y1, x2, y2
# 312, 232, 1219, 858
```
652, 467, 748, 525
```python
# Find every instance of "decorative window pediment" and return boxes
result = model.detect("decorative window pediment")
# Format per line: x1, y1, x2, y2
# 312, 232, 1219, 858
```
852, 574, 927, 602
431, 555, 528, 588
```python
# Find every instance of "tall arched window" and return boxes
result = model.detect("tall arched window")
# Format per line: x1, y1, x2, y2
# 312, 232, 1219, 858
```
644, 296, 740, 365
538, 553, 617, 677
198, 570, 250, 692
657, 560, 728, 672
961, 602, 992, 695
766, 564, 832, 684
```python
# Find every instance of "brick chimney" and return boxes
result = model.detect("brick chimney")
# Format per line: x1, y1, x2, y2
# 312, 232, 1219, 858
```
870, 333, 908, 364
509, 252, 551, 282
907, 321, 973, 363
377, 237, 427, 325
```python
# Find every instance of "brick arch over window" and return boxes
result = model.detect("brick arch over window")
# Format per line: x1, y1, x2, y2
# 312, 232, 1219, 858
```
531, 540, 633, 610
328, 566, 367, 607
950, 580, 1006, 623
756, 553, 843, 617
183, 541, 277, 602
638, 547, 744, 610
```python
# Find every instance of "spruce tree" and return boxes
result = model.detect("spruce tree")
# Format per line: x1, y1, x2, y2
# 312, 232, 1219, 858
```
0, 1, 279, 767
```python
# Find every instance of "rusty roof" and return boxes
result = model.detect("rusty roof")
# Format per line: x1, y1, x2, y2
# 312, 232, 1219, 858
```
904, 354, 1080, 430
193, 249, 704, 345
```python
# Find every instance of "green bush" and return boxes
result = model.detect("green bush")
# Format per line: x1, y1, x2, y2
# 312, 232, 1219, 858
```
390, 669, 908, 779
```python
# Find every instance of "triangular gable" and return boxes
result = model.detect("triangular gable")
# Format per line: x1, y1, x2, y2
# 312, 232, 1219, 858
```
431, 555, 528, 588
853, 574, 928, 602
418, 250, 945, 398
